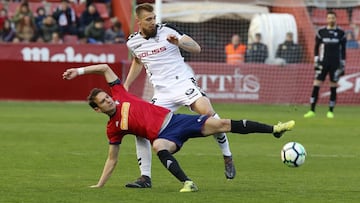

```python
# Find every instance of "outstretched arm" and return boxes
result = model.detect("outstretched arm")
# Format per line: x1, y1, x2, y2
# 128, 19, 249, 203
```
62, 64, 118, 83
90, 144, 120, 188
167, 34, 201, 53
123, 58, 144, 91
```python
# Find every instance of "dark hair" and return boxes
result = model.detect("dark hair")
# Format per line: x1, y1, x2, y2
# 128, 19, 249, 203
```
327, 10, 336, 17
87, 88, 104, 109
135, 3, 154, 17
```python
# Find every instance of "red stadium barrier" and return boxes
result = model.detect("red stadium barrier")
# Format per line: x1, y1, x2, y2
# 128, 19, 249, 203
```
0, 44, 128, 101
121, 61, 360, 105
0, 44, 359, 104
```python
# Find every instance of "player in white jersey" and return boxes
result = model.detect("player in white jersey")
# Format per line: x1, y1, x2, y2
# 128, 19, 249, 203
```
123, 3, 235, 188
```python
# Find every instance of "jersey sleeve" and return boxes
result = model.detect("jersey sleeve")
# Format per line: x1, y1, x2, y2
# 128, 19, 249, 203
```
107, 132, 123, 145
314, 29, 322, 57
340, 31, 347, 60
165, 23, 185, 39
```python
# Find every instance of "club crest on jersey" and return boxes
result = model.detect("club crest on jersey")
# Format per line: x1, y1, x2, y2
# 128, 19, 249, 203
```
185, 88, 195, 95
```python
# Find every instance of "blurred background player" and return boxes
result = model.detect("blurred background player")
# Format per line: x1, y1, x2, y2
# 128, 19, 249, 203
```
124, 3, 236, 188
304, 10, 346, 118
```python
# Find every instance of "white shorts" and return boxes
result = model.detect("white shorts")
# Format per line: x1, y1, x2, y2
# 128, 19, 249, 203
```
152, 78, 205, 112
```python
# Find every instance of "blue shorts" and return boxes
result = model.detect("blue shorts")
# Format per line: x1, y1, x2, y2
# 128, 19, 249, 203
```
158, 114, 209, 150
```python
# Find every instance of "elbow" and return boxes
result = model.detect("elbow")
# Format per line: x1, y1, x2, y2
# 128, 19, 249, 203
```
196, 46, 201, 53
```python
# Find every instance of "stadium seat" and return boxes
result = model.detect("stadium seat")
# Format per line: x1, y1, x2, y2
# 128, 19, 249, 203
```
94, 3, 109, 19
311, 8, 328, 25
7, 2, 21, 18
29, 2, 45, 15
72, 2, 86, 18
63, 34, 79, 44
50, 2, 61, 13
351, 7, 360, 25
333, 9, 350, 25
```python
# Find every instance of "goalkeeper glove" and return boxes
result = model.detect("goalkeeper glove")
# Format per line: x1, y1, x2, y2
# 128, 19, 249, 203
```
314, 56, 322, 74
334, 60, 345, 82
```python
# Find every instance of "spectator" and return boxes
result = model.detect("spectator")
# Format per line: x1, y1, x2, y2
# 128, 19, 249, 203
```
0, 8, 8, 31
34, 7, 46, 30
50, 32, 63, 44
52, 0, 77, 36
104, 21, 125, 43
79, 3, 100, 37
276, 32, 302, 63
0, 19, 16, 42
39, 15, 59, 43
225, 34, 246, 64
15, 15, 37, 43
245, 33, 268, 63
345, 31, 359, 49
85, 18, 105, 44
12, 2, 34, 26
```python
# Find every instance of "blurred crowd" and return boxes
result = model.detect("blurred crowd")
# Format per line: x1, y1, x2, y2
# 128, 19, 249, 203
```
0, 0, 126, 44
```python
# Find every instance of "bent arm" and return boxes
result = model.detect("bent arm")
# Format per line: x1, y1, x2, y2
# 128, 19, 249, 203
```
90, 144, 120, 188
123, 58, 143, 91
62, 64, 118, 83
167, 34, 201, 53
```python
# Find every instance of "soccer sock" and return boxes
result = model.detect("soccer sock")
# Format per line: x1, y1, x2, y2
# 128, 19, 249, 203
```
230, 120, 273, 134
329, 87, 337, 112
310, 86, 320, 112
212, 113, 232, 157
135, 136, 152, 178
157, 150, 190, 182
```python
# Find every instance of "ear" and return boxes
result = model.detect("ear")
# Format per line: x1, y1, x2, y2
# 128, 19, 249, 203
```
93, 107, 102, 113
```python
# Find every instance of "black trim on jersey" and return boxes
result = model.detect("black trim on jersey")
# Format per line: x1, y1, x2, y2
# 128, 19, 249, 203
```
164, 23, 184, 35
127, 32, 139, 40
108, 78, 121, 87
109, 142, 121, 145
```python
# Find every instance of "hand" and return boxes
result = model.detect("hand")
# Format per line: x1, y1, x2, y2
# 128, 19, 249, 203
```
62, 68, 78, 80
166, 34, 179, 45
314, 62, 322, 74
340, 60, 345, 75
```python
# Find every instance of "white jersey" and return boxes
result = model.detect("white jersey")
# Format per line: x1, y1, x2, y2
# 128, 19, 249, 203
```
127, 24, 195, 88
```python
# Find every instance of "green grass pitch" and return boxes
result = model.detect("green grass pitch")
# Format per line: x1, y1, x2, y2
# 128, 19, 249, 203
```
0, 101, 359, 203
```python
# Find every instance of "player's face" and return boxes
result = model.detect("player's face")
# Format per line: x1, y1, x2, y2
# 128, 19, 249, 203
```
138, 11, 157, 38
94, 92, 116, 115
327, 14, 336, 27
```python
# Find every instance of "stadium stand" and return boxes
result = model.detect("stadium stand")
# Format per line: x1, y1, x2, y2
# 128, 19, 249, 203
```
333, 8, 350, 25
351, 7, 360, 25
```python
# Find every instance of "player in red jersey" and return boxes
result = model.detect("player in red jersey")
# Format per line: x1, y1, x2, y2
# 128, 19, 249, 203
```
62, 64, 295, 192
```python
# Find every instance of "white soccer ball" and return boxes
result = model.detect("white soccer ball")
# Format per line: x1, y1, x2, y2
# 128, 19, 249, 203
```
281, 142, 307, 167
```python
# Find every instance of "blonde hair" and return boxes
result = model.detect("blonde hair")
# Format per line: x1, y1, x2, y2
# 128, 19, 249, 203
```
135, 3, 154, 18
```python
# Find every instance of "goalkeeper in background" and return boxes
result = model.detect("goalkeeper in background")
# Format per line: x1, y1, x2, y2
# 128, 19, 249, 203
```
304, 10, 346, 119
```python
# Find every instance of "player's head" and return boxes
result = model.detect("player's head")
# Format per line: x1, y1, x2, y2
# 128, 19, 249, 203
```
285, 32, 293, 42
255, 33, 262, 42
136, 3, 157, 38
87, 88, 116, 116
231, 34, 240, 45
326, 10, 337, 27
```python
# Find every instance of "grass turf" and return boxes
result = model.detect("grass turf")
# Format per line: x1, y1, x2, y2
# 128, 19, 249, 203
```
0, 101, 359, 203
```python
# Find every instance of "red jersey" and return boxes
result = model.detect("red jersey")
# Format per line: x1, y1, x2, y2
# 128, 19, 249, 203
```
106, 81, 170, 144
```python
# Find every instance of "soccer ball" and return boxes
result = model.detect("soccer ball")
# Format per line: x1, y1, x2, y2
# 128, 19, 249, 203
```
281, 142, 307, 167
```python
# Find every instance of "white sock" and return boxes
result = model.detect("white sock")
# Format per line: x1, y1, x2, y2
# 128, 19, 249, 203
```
212, 113, 232, 157
135, 136, 152, 178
